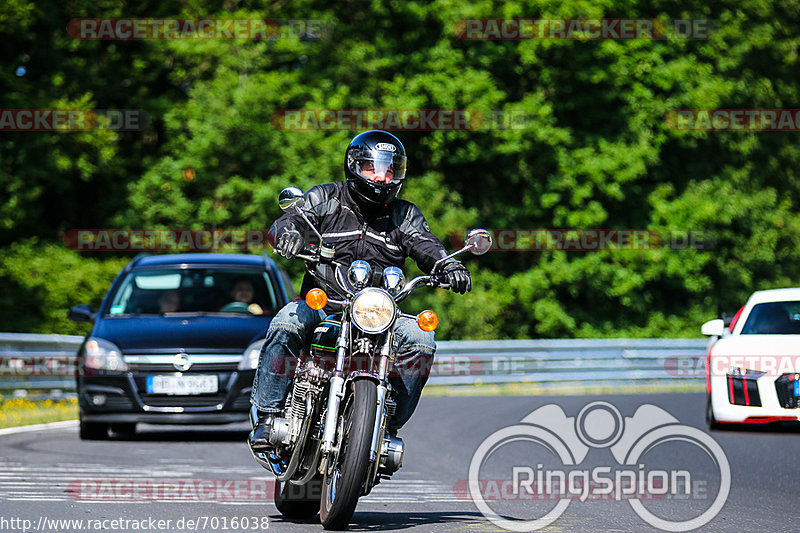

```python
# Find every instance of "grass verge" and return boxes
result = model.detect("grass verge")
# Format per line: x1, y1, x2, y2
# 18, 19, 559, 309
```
0, 395, 78, 429
423, 381, 706, 397
0, 383, 704, 428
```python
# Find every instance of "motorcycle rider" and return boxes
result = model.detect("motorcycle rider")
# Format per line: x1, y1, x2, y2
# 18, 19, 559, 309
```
250, 130, 472, 450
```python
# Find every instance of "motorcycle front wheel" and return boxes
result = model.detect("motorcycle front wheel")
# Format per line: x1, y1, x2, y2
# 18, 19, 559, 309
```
319, 379, 377, 530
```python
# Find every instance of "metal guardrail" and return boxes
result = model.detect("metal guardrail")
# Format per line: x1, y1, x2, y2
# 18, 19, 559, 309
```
430, 338, 708, 386
0, 333, 84, 392
0, 333, 707, 394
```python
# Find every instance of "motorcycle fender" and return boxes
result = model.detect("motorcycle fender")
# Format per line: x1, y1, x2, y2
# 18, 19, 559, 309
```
345, 372, 380, 387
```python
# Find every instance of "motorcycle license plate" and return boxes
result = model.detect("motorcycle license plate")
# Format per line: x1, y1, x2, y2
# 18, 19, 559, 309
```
146, 375, 218, 395
794, 380, 799, 397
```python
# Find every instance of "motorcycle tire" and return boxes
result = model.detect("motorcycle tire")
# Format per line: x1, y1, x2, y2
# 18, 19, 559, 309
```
274, 478, 321, 519
319, 379, 378, 530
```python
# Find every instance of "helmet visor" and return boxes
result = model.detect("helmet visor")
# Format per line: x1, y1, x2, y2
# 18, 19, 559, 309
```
349, 148, 407, 186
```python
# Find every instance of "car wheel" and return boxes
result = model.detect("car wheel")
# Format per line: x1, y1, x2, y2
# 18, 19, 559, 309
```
705, 394, 721, 430
110, 422, 136, 438
79, 416, 109, 440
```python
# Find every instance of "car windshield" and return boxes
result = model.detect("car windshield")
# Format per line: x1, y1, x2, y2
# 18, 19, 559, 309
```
106, 267, 277, 316
740, 301, 800, 334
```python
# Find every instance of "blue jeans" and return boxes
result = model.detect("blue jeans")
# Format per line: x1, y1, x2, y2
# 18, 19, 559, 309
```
251, 300, 436, 431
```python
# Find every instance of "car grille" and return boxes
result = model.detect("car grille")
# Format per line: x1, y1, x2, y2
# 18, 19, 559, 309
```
104, 395, 136, 410
727, 374, 762, 407
775, 374, 799, 409
140, 394, 227, 408
127, 362, 236, 372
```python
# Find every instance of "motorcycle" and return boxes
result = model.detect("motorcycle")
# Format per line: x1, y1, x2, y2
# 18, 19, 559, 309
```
248, 186, 491, 529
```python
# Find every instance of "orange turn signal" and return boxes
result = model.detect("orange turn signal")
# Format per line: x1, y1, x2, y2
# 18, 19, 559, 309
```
416, 310, 439, 332
305, 289, 328, 310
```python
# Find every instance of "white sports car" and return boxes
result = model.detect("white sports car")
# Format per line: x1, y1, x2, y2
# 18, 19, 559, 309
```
702, 288, 800, 428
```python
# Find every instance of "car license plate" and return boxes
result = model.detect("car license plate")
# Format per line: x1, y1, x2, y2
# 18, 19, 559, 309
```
795, 380, 799, 397
146, 375, 218, 395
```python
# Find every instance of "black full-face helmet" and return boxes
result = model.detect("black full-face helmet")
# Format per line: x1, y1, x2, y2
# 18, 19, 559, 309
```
344, 130, 407, 207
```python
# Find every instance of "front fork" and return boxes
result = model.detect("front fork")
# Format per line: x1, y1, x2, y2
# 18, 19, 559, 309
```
320, 324, 393, 464
369, 335, 393, 462
321, 319, 350, 455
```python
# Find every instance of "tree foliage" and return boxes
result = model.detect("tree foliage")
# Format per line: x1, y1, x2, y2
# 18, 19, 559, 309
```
2, 0, 800, 337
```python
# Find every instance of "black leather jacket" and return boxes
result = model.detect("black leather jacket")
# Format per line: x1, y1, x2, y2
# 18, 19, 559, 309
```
269, 181, 454, 302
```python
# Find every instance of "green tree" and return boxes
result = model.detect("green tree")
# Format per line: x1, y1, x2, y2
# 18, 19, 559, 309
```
2, 0, 800, 338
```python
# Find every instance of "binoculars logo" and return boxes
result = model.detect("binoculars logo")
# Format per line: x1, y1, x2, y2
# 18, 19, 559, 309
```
468, 401, 730, 532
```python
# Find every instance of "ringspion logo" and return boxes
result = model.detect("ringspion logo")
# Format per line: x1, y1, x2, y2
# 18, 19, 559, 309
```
468, 401, 730, 531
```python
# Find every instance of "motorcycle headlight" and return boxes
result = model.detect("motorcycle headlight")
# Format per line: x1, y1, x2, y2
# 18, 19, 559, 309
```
83, 337, 127, 371
348, 260, 372, 290
239, 339, 265, 370
382, 266, 405, 295
351, 288, 396, 334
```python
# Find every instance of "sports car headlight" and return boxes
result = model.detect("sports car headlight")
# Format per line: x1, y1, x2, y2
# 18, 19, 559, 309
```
351, 288, 396, 334
83, 337, 127, 371
728, 367, 766, 378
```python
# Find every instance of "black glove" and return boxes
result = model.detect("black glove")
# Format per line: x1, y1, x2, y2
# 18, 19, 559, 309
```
443, 262, 472, 294
276, 225, 304, 258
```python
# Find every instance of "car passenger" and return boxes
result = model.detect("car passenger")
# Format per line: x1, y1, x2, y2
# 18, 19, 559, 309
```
158, 290, 181, 313
221, 277, 263, 315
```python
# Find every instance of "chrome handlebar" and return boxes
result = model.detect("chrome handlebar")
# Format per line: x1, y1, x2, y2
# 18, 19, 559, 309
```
282, 247, 450, 303
393, 274, 450, 303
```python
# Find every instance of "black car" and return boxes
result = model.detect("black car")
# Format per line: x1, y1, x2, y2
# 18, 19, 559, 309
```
68, 253, 294, 439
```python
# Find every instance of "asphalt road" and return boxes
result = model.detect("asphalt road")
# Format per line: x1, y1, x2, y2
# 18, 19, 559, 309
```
0, 393, 797, 533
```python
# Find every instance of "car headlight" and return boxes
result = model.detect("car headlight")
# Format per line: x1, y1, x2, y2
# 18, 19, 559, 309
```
239, 339, 265, 370
83, 337, 127, 371
351, 288, 396, 334
728, 367, 766, 378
